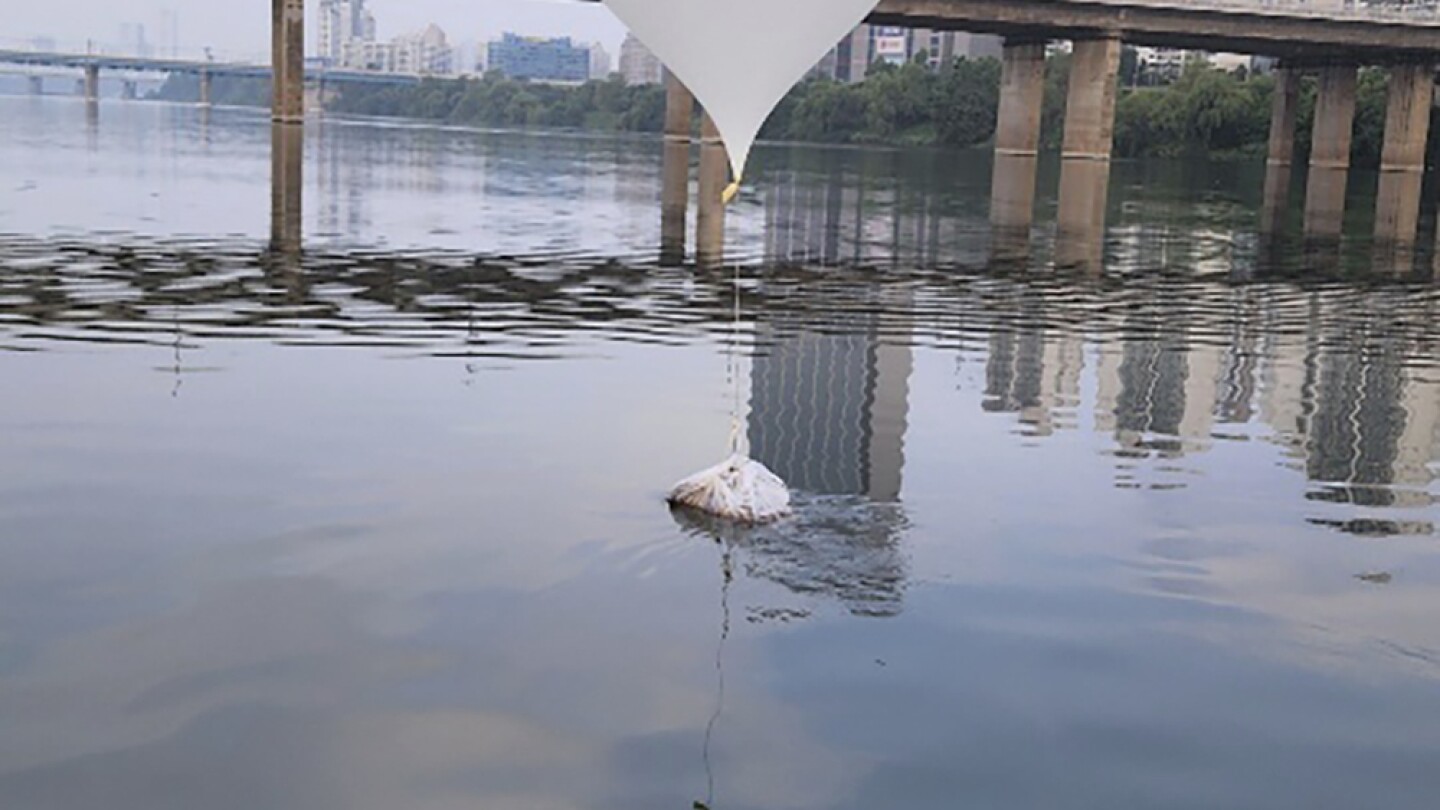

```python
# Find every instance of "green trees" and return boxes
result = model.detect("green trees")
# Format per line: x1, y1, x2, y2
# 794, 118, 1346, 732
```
327, 74, 669, 133
151, 59, 1409, 167
1114, 63, 1270, 158
1110, 64, 1399, 166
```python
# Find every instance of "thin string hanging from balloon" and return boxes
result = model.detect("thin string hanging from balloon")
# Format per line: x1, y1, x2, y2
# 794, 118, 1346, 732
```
728, 255, 743, 457
724, 163, 743, 455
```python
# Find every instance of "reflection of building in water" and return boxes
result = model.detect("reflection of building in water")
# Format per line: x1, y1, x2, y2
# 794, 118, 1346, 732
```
758, 168, 986, 268
1305, 342, 1409, 496
1080, 280, 1438, 521
1252, 292, 1438, 512
672, 498, 910, 617
983, 296, 1084, 437
1092, 295, 1223, 454
764, 171, 847, 266
748, 293, 913, 502
1215, 288, 1265, 424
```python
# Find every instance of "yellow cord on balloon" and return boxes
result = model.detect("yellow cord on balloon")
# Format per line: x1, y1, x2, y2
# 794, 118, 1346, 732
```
721, 175, 742, 205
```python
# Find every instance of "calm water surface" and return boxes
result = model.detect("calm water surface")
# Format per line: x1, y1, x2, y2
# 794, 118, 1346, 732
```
1, 96, 1439, 809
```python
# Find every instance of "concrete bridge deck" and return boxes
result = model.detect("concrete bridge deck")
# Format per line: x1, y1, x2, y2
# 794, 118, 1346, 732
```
873, 0, 1440, 61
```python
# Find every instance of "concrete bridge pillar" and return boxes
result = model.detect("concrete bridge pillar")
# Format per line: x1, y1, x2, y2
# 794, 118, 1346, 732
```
199, 70, 213, 108
82, 64, 100, 102
270, 123, 304, 254
661, 72, 695, 264
1057, 35, 1121, 268
1261, 67, 1300, 234
1374, 63, 1434, 246
27, 76, 43, 95
121, 79, 138, 101
272, 0, 305, 124
696, 111, 727, 268
1303, 65, 1357, 241
990, 41, 1046, 256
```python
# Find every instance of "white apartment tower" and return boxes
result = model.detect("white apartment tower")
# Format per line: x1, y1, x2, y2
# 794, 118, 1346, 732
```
319, 0, 377, 65
618, 33, 663, 85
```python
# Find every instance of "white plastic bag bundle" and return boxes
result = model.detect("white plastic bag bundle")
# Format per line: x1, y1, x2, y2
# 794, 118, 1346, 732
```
604, 0, 882, 192
668, 453, 791, 524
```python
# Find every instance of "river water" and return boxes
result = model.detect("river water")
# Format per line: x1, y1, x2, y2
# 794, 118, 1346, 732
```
1, 96, 1438, 809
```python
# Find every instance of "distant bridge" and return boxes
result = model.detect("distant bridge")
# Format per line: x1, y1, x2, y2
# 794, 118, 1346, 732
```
0, 49, 423, 88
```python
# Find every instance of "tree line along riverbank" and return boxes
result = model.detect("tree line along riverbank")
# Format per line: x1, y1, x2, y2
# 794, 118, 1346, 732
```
151, 53, 1440, 168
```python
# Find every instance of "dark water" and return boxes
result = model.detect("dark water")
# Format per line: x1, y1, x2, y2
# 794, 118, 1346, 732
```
2, 96, 1439, 809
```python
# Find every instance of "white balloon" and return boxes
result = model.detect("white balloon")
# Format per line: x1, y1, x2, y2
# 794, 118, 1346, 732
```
605, 0, 881, 184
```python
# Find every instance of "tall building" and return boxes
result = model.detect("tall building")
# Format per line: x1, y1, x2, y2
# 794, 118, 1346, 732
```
319, 0, 377, 66
588, 43, 612, 80
487, 34, 591, 83
618, 33, 663, 85
389, 25, 453, 75
815, 24, 1003, 84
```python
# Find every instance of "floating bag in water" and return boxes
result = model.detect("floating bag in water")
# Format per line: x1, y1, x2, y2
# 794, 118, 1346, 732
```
604, 0, 882, 197
669, 453, 791, 524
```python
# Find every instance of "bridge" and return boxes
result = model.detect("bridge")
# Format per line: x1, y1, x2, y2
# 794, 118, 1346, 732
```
22, 0, 1440, 264
0, 49, 423, 105
875, 0, 1440, 60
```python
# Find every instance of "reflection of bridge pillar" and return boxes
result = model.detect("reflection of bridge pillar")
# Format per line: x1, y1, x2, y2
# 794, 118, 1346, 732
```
1303, 65, 1357, 241
696, 111, 727, 269
661, 72, 694, 264
272, 0, 305, 124
199, 70, 213, 108
270, 124, 304, 254
83, 64, 100, 102
991, 41, 1045, 258
1374, 63, 1433, 246
1056, 35, 1120, 270
1261, 67, 1300, 234
27, 76, 43, 95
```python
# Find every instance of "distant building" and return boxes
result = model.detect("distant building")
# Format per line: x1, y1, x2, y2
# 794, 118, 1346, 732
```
871, 26, 910, 68
390, 24, 454, 75
1209, 52, 1251, 74
618, 33, 663, 85
917, 30, 1003, 67
328, 5, 454, 77
835, 25, 871, 83
487, 33, 591, 82
319, 0, 377, 67
341, 38, 392, 72
588, 42, 613, 80
814, 25, 1002, 83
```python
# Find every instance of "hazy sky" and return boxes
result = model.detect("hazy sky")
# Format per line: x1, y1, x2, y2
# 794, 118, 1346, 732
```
2, 0, 629, 61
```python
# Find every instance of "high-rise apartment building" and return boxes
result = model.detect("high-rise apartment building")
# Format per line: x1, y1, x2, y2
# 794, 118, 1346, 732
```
618, 33, 663, 85
816, 24, 1004, 83
319, 0, 377, 66
487, 34, 591, 83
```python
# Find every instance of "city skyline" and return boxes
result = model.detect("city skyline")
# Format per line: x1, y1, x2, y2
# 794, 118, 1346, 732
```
1, 0, 628, 61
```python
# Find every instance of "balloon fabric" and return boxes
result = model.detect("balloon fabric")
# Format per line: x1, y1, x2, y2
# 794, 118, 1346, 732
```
603, 0, 881, 188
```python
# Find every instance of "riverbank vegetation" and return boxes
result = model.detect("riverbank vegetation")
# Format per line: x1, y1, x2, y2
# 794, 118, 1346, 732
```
152, 52, 1432, 167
